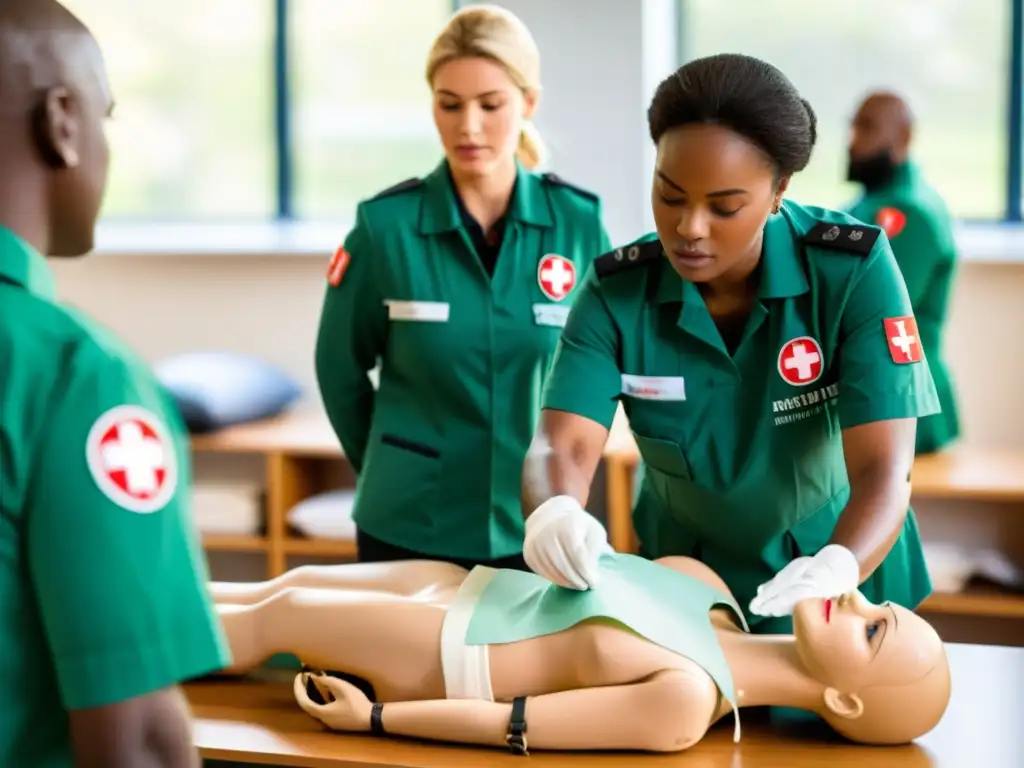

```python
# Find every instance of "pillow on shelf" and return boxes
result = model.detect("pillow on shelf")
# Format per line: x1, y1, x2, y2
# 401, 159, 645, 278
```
287, 490, 356, 540
153, 351, 302, 433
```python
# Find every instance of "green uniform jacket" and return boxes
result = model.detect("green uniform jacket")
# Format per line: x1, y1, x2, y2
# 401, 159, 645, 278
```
845, 162, 960, 454
315, 161, 611, 561
542, 201, 939, 632
0, 228, 230, 766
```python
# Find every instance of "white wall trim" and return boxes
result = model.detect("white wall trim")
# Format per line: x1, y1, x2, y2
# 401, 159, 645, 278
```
87, 218, 1024, 265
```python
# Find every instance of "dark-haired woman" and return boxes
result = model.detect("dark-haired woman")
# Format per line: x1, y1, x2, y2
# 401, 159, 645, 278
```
519, 54, 939, 641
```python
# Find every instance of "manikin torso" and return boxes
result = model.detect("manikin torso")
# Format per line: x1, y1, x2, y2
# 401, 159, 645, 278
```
283, 557, 736, 722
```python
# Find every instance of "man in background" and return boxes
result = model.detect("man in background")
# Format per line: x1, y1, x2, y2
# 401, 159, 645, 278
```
845, 91, 961, 454
0, 1, 229, 765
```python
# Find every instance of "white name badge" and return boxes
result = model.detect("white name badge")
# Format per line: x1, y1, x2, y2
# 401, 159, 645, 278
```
621, 374, 686, 401
532, 303, 571, 328
384, 300, 450, 323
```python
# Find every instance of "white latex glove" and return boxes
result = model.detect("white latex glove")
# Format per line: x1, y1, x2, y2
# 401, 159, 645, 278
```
749, 544, 861, 618
523, 495, 612, 590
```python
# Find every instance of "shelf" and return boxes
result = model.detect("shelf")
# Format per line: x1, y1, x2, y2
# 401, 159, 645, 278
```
282, 537, 358, 557
202, 534, 270, 552
910, 446, 1024, 500
920, 587, 1024, 618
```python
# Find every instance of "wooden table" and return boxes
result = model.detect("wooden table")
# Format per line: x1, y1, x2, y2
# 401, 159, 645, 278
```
186, 643, 1022, 767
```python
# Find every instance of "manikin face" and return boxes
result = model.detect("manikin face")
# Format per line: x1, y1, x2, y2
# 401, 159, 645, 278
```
793, 591, 943, 704
431, 56, 536, 178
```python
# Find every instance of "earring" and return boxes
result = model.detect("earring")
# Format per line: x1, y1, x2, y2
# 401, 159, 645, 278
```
771, 200, 781, 214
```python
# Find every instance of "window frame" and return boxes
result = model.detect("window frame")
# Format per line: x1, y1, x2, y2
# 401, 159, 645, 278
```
268, 0, 461, 221
90, 0, 1024, 261
676, 0, 1024, 224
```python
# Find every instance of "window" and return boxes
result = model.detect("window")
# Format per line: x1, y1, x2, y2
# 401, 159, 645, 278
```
64, 0, 277, 219
65, 0, 451, 223
290, 0, 451, 219
680, 0, 1012, 220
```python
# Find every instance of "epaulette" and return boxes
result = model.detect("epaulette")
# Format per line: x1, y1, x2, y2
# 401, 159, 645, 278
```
803, 221, 880, 256
368, 177, 423, 201
541, 172, 599, 202
594, 240, 662, 279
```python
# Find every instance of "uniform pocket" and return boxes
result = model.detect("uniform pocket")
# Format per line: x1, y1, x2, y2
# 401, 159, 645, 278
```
381, 433, 440, 459
356, 433, 443, 537
631, 433, 693, 480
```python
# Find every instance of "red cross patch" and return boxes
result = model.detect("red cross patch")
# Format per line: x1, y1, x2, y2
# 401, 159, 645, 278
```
86, 406, 177, 513
875, 207, 907, 239
327, 245, 351, 287
884, 316, 923, 363
537, 254, 577, 301
778, 336, 824, 386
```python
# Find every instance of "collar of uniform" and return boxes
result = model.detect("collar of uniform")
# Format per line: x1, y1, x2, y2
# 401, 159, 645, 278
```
419, 160, 553, 235
654, 207, 808, 304
0, 226, 56, 300
890, 160, 918, 189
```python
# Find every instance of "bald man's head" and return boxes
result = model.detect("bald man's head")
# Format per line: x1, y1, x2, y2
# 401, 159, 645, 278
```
846, 91, 914, 189
0, 0, 113, 257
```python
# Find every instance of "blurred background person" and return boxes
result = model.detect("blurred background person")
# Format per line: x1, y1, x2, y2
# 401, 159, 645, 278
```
845, 91, 961, 455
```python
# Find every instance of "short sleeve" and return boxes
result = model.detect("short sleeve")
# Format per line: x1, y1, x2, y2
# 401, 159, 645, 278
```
541, 265, 622, 428
27, 343, 230, 710
314, 204, 389, 472
836, 237, 941, 429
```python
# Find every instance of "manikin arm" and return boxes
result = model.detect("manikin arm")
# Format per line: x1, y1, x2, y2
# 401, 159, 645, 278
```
298, 668, 717, 753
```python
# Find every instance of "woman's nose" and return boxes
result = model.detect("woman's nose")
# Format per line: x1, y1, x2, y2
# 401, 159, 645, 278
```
676, 210, 710, 241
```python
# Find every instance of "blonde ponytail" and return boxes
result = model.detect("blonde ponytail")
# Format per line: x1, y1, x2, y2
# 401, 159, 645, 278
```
517, 120, 546, 170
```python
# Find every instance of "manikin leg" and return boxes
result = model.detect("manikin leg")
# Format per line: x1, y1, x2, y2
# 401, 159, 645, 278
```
209, 559, 469, 605
217, 586, 451, 702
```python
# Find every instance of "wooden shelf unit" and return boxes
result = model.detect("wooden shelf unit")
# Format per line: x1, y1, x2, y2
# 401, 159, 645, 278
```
192, 410, 355, 578
191, 407, 640, 579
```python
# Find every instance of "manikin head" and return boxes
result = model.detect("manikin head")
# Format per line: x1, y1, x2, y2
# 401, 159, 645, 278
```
0, 0, 113, 256
792, 590, 950, 745
425, 4, 543, 179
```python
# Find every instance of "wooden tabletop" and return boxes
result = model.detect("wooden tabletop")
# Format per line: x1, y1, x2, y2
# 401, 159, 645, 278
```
185, 643, 1022, 767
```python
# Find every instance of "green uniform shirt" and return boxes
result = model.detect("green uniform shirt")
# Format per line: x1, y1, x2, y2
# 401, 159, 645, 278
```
542, 201, 939, 631
315, 161, 610, 561
845, 162, 960, 454
0, 228, 230, 766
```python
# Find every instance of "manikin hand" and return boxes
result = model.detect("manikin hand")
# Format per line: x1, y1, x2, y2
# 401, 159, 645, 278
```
749, 544, 861, 618
293, 671, 372, 732
523, 495, 612, 590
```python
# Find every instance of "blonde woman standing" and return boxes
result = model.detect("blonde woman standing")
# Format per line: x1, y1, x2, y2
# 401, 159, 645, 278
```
315, 5, 611, 570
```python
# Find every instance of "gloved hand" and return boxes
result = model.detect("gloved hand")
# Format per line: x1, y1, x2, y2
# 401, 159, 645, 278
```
749, 544, 860, 618
523, 495, 612, 590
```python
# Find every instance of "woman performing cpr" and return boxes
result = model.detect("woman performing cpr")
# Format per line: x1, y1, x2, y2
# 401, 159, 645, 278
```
211, 556, 950, 755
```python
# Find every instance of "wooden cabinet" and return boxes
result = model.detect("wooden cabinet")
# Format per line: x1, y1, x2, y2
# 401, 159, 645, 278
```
192, 411, 355, 578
